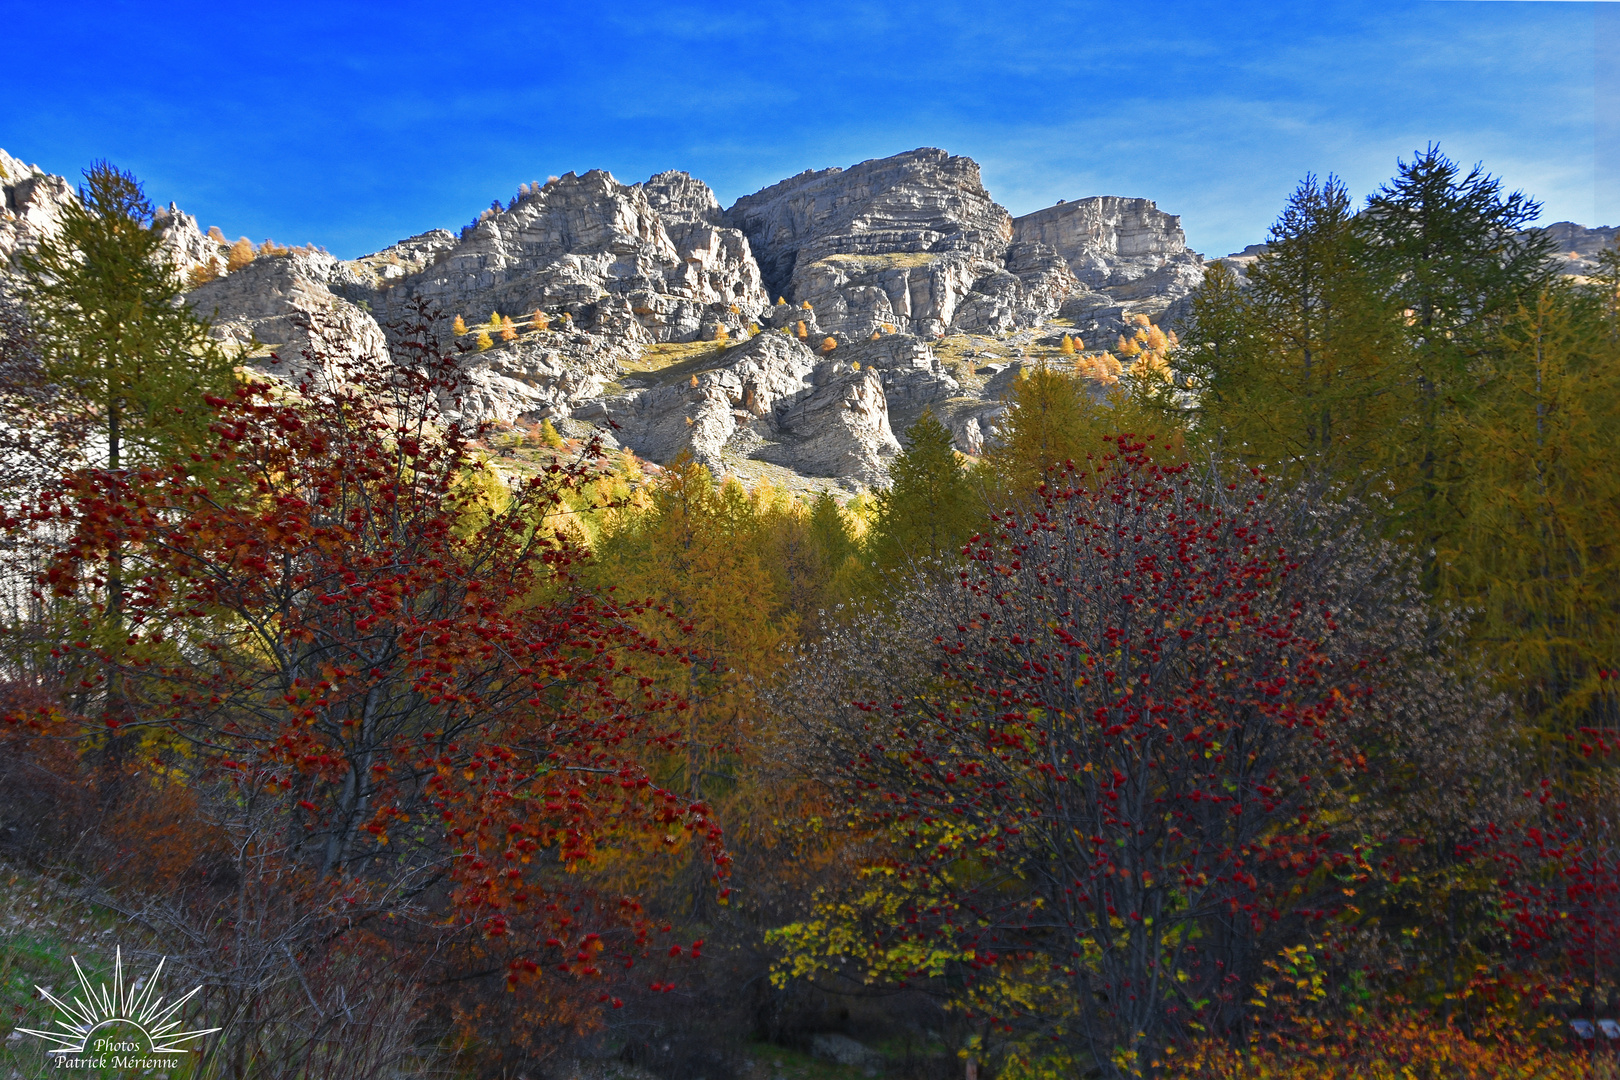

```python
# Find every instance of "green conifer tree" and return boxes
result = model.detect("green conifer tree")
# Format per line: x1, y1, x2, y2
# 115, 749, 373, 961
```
864, 411, 977, 578
17, 161, 239, 473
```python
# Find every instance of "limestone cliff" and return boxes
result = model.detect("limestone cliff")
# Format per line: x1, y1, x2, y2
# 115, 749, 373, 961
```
0, 142, 1222, 487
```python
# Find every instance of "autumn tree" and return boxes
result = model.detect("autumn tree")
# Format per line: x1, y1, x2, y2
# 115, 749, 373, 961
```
771, 445, 1491, 1077
15, 162, 240, 693
1445, 282, 1620, 743
452, 314, 468, 336
16, 318, 722, 1066
226, 236, 255, 271
1356, 145, 1555, 587
16, 162, 239, 473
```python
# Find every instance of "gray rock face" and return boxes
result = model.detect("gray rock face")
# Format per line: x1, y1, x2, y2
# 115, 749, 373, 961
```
188, 250, 390, 387
1530, 222, 1620, 277
152, 203, 229, 281
727, 148, 1021, 340
580, 330, 898, 483
1012, 196, 1205, 333
0, 153, 74, 262
762, 363, 900, 484
373, 169, 767, 345
725, 150, 1200, 342
0, 143, 1218, 487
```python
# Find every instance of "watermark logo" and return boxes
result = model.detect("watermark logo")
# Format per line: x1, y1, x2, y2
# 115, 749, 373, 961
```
15, 947, 219, 1071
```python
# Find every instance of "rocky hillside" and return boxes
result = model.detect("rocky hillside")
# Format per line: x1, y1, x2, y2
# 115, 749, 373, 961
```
4, 146, 1219, 489
56, 146, 1574, 490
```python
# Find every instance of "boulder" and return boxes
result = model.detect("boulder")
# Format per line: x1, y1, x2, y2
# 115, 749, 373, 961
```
809, 1034, 883, 1071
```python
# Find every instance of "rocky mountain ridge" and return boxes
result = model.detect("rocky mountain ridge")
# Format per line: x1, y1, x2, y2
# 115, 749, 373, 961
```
3, 146, 1213, 488
13, 146, 1606, 490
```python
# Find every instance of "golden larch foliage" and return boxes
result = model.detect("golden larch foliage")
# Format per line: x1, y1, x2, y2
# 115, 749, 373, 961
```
796, 321, 808, 339
1059, 334, 1076, 355
226, 237, 255, 272
452, 315, 468, 335
821, 336, 837, 352
475, 329, 493, 350
530, 309, 549, 331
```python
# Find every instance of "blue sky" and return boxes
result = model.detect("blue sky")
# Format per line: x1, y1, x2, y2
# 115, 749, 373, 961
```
0, 1, 1604, 259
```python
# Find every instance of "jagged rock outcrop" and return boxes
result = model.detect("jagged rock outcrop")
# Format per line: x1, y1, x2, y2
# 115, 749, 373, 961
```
1012, 197, 1205, 338
724, 150, 1201, 342
152, 203, 229, 281
758, 364, 900, 483
188, 250, 390, 385
0, 151, 74, 262
371, 169, 767, 344
578, 330, 898, 483
727, 149, 1028, 339
0, 142, 1220, 487
1531, 222, 1620, 277
1013, 197, 1203, 290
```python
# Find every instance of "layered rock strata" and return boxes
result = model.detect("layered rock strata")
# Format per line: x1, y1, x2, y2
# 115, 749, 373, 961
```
1, 143, 1227, 486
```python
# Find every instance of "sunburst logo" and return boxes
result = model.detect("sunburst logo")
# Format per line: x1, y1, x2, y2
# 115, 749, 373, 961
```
15, 947, 219, 1067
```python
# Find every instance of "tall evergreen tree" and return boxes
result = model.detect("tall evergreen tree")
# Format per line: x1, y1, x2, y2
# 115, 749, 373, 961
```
16, 162, 239, 474
1188, 176, 1407, 484
1448, 280, 1620, 748
1357, 145, 1557, 584
15, 162, 239, 719
864, 411, 977, 577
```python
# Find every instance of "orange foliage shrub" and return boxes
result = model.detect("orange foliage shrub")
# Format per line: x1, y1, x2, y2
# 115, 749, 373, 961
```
1169, 1011, 1590, 1080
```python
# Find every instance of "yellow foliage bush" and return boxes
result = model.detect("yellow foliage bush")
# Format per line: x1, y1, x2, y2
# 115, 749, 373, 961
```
1167, 1012, 1590, 1080
226, 237, 254, 272
820, 336, 837, 352
186, 259, 221, 289
452, 315, 468, 336
1059, 334, 1075, 355
796, 321, 808, 339
475, 329, 493, 351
